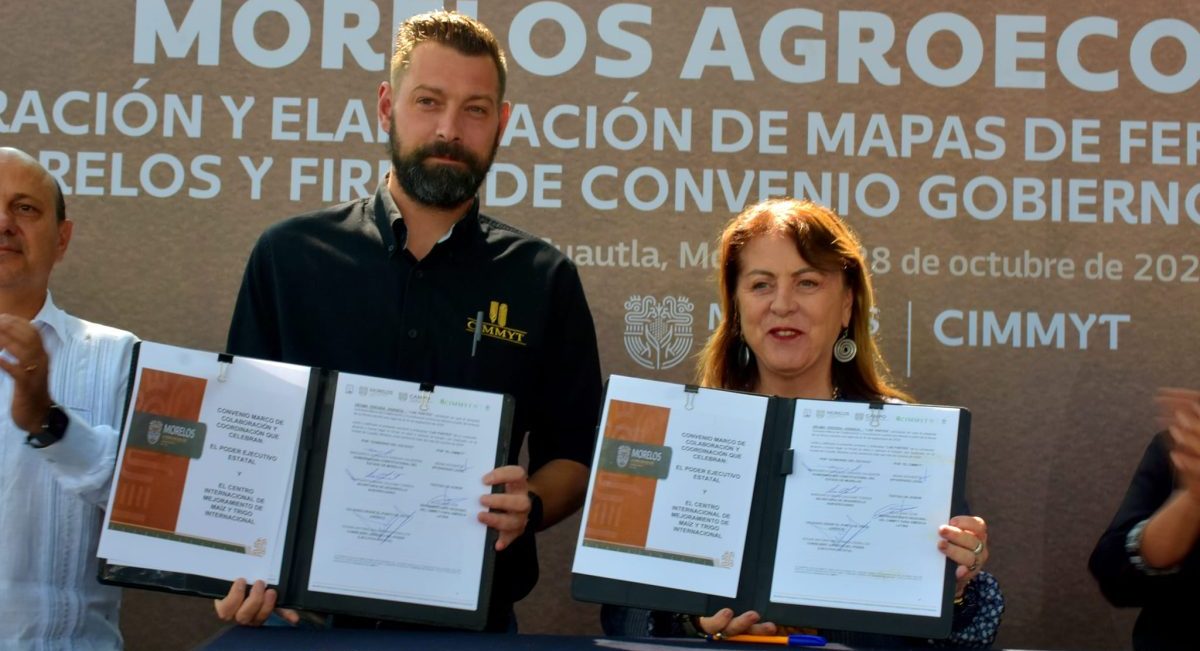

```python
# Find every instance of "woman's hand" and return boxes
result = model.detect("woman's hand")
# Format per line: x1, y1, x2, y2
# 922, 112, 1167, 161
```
1154, 387, 1200, 429
1157, 388, 1200, 504
938, 515, 989, 598
696, 608, 778, 638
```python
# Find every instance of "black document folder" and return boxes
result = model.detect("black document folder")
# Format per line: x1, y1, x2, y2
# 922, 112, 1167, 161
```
98, 341, 513, 631
572, 375, 970, 639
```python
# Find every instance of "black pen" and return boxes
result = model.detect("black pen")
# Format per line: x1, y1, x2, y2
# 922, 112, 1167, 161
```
471, 310, 483, 356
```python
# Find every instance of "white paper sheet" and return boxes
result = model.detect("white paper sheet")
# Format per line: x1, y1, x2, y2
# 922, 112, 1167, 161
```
573, 375, 766, 598
769, 401, 961, 616
305, 373, 503, 610
98, 342, 308, 583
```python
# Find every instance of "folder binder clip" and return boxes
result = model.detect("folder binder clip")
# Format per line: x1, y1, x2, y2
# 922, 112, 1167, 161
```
418, 382, 435, 411
216, 353, 234, 383
779, 448, 795, 476
683, 384, 699, 411
868, 401, 885, 427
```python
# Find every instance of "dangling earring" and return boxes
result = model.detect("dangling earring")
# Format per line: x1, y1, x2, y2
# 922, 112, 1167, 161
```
738, 339, 751, 368
833, 328, 857, 363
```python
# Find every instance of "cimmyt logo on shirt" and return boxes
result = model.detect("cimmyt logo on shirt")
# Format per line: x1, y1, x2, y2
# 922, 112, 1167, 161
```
489, 301, 508, 327
465, 300, 528, 346
624, 295, 694, 370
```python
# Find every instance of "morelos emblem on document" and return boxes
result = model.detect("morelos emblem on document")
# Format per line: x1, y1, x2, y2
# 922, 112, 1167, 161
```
249, 538, 267, 557
147, 420, 163, 445
616, 444, 632, 469
623, 295, 694, 371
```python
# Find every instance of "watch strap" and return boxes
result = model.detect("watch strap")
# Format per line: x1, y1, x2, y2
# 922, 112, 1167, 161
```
26, 403, 68, 449
527, 490, 544, 533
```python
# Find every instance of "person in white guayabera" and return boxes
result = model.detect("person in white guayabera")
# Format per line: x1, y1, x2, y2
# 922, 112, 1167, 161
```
0, 147, 138, 651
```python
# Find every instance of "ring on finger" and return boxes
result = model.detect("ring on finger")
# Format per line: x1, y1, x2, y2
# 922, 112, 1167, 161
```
968, 559, 980, 572
971, 540, 984, 555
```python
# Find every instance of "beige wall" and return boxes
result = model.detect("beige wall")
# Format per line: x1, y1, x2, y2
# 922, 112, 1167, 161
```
4, 1, 1199, 649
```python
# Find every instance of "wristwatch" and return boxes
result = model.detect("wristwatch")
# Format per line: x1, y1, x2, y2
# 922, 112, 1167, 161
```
527, 490, 544, 533
26, 403, 69, 449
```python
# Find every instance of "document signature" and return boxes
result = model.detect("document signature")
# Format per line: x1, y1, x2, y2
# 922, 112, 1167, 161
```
422, 486, 468, 509
363, 447, 396, 459
432, 459, 473, 473
802, 460, 865, 475
812, 503, 918, 550
345, 467, 406, 484
353, 506, 416, 543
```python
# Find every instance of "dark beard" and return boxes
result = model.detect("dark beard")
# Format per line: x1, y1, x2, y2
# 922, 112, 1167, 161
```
389, 124, 497, 209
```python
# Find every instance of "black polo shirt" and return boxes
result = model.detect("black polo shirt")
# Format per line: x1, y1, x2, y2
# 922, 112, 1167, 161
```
227, 184, 603, 628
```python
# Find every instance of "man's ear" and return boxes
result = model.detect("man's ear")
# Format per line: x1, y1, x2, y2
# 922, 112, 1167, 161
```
55, 219, 73, 262
377, 81, 395, 132
497, 101, 512, 139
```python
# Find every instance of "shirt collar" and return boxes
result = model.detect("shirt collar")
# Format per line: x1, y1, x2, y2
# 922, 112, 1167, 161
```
372, 178, 481, 259
31, 292, 67, 345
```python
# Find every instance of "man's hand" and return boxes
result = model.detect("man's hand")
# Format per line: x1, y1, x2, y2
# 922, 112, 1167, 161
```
213, 578, 300, 626
697, 608, 778, 638
478, 465, 531, 551
0, 314, 52, 433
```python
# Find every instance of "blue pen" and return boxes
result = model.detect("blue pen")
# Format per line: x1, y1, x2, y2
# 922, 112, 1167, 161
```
707, 633, 827, 647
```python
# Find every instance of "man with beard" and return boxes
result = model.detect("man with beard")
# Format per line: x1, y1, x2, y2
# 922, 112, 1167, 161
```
214, 11, 602, 632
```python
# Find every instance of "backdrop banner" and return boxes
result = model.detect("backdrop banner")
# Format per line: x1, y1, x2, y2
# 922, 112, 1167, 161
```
4, 2, 1198, 649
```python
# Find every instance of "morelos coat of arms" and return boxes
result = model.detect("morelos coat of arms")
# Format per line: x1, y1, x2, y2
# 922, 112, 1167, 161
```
616, 444, 631, 469
624, 295, 694, 370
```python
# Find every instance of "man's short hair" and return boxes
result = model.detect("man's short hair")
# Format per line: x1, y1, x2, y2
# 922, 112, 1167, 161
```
390, 10, 508, 101
52, 178, 66, 222
0, 147, 67, 222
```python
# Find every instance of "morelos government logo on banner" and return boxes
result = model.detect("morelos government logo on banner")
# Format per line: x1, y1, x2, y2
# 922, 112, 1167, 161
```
623, 295, 695, 370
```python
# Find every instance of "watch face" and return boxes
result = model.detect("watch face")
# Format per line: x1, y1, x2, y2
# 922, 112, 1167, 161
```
28, 406, 67, 448
44, 405, 69, 439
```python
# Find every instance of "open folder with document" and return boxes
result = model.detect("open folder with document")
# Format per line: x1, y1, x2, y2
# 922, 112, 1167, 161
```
572, 375, 969, 639
97, 341, 513, 630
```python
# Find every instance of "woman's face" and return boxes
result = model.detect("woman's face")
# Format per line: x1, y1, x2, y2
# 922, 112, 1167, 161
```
735, 233, 852, 395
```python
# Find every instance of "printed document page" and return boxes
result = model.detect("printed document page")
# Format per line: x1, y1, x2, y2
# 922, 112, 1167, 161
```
98, 342, 308, 583
573, 375, 766, 597
769, 401, 960, 616
306, 374, 503, 610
